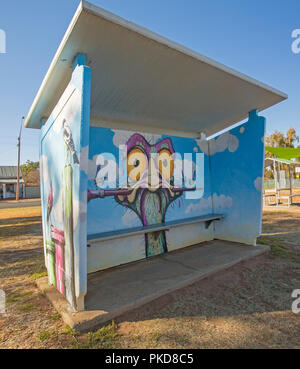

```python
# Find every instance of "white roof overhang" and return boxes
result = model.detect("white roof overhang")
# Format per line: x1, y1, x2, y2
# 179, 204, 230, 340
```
24, 1, 287, 137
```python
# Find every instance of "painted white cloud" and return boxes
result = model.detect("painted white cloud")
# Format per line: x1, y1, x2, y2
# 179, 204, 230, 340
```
197, 131, 239, 156
185, 196, 212, 214
73, 199, 87, 231
88, 155, 97, 180
51, 187, 86, 231
53, 88, 81, 133
212, 193, 233, 210
52, 186, 64, 229
40, 155, 49, 185
185, 193, 233, 214
112, 129, 162, 147
254, 177, 263, 192
122, 209, 141, 227
79, 146, 89, 174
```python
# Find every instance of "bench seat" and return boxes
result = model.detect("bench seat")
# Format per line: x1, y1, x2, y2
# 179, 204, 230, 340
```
87, 213, 224, 245
277, 194, 299, 207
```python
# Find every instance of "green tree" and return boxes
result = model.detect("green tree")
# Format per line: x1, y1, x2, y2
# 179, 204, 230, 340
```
285, 128, 299, 148
21, 160, 39, 176
265, 131, 285, 147
264, 128, 299, 179
21, 160, 40, 185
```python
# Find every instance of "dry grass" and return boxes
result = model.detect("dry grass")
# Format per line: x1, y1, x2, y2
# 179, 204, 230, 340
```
0, 206, 74, 348
0, 205, 300, 348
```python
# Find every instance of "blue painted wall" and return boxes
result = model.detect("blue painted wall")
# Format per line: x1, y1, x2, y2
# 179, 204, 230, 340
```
86, 111, 265, 271
209, 111, 265, 245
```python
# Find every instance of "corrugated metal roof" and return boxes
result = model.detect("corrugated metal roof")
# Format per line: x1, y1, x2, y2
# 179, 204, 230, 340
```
0, 179, 25, 184
265, 157, 300, 166
0, 166, 23, 179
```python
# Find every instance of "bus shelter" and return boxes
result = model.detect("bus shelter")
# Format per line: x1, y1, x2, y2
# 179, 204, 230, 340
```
25, 1, 286, 311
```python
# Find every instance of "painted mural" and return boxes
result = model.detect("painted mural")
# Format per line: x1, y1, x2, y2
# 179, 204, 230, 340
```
43, 118, 80, 307
88, 133, 198, 257
40, 62, 90, 310
87, 128, 210, 272
87, 111, 265, 272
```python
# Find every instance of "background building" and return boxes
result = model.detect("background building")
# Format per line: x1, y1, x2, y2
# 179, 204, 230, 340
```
0, 166, 25, 199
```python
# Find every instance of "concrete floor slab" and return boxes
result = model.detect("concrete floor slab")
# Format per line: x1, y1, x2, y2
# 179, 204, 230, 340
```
37, 240, 270, 332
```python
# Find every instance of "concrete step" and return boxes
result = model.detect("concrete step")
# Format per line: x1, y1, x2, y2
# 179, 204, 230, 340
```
37, 240, 269, 332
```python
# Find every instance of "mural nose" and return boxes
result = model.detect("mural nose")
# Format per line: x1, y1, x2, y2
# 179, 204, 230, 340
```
148, 157, 160, 189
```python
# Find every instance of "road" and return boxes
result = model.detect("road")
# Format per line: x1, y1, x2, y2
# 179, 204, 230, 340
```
0, 199, 41, 209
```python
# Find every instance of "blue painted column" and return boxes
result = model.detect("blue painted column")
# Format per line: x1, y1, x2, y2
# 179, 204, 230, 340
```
248, 110, 266, 240
209, 109, 266, 245
71, 53, 91, 310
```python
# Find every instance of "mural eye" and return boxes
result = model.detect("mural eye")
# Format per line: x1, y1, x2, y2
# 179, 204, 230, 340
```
158, 149, 174, 179
127, 148, 147, 182
133, 159, 140, 168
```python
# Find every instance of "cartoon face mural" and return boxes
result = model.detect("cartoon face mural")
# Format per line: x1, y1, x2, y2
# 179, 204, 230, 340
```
88, 133, 194, 257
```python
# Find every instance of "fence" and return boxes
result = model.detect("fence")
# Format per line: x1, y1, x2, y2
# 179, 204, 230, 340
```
25, 185, 40, 199
264, 178, 300, 189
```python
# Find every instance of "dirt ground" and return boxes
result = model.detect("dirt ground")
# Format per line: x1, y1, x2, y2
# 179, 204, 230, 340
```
0, 205, 300, 349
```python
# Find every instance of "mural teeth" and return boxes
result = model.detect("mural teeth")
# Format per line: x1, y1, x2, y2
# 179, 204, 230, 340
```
127, 189, 137, 203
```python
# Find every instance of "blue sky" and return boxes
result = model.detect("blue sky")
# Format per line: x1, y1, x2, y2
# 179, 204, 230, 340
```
0, 0, 299, 165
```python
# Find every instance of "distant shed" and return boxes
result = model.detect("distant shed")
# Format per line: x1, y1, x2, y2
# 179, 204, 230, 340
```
0, 166, 24, 199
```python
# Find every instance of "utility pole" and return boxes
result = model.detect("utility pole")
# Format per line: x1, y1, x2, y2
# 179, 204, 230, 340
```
16, 116, 24, 201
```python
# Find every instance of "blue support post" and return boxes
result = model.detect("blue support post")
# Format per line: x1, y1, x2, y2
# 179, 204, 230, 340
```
71, 53, 91, 310
72, 53, 86, 71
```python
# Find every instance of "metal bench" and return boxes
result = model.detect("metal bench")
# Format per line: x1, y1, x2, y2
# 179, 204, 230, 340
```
277, 194, 299, 207
87, 213, 224, 245
263, 191, 278, 206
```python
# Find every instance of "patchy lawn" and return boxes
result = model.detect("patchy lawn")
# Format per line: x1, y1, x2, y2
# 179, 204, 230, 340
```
0, 206, 74, 348
0, 206, 300, 348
